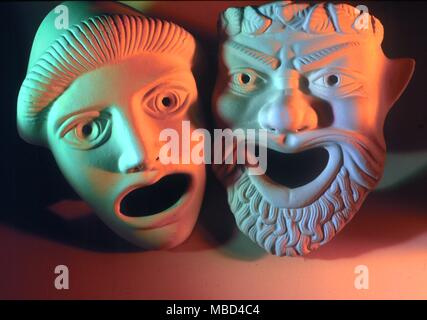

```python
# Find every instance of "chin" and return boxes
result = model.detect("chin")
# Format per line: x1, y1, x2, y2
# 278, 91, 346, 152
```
120, 219, 196, 250
88, 170, 205, 250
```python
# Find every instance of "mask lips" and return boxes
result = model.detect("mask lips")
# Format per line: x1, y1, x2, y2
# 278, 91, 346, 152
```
119, 173, 191, 218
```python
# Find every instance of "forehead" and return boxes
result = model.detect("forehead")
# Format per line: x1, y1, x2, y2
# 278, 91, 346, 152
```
222, 30, 378, 71
51, 53, 194, 116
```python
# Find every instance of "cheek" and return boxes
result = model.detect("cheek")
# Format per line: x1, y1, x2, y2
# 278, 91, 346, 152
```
49, 143, 119, 200
50, 144, 88, 178
215, 94, 238, 125
215, 93, 256, 128
332, 99, 380, 132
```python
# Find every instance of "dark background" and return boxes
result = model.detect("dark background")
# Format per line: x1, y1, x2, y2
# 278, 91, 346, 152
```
0, 0, 426, 252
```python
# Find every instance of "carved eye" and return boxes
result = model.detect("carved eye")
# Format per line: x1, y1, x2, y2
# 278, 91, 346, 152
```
145, 86, 190, 118
61, 114, 111, 150
313, 73, 341, 88
310, 71, 365, 98
229, 69, 265, 94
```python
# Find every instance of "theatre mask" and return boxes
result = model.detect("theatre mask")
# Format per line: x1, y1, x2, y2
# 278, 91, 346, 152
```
213, 1, 415, 256
17, 1, 205, 249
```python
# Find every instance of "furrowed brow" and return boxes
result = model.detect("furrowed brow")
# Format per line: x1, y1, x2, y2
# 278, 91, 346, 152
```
293, 41, 360, 70
226, 40, 281, 70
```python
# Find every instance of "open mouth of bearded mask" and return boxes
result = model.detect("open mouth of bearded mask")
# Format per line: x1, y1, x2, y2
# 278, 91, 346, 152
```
119, 174, 192, 217
262, 147, 330, 189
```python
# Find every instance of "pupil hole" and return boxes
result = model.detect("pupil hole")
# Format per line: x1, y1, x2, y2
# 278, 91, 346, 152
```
162, 96, 172, 107
240, 73, 251, 84
327, 74, 339, 86
82, 123, 93, 137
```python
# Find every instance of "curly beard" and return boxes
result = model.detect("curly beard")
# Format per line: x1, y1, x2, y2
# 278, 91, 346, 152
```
214, 129, 386, 257
226, 165, 368, 256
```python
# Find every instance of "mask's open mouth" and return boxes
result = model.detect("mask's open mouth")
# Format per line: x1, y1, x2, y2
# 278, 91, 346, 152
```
119, 174, 191, 218
263, 147, 329, 189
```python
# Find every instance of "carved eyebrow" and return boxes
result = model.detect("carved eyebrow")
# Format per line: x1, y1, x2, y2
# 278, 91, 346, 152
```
225, 40, 281, 70
55, 110, 101, 133
293, 41, 360, 70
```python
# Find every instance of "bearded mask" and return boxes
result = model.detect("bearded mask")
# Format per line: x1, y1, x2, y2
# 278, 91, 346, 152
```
213, 1, 415, 256
17, 1, 206, 250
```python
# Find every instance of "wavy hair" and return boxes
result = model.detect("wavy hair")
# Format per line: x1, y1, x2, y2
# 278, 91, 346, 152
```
18, 14, 196, 146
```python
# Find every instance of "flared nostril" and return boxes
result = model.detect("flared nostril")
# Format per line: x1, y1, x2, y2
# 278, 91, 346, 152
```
295, 125, 309, 133
265, 126, 278, 133
118, 150, 146, 174
126, 164, 146, 174
260, 116, 310, 134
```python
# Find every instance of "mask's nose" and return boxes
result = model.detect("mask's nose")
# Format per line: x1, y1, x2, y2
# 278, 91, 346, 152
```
116, 116, 157, 174
258, 70, 318, 134
258, 90, 318, 134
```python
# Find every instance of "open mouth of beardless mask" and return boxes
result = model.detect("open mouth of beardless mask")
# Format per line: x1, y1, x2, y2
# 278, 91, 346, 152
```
17, 1, 206, 250
212, 1, 415, 256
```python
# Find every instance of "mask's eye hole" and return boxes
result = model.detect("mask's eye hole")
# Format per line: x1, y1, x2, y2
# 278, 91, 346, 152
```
309, 70, 366, 98
144, 86, 190, 118
77, 121, 98, 141
156, 92, 179, 110
229, 69, 265, 95
326, 74, 340, 87
239, 73, 252, 85
60, 113, 111, 150
161, 96, 172, 107
82, 123, 93, 136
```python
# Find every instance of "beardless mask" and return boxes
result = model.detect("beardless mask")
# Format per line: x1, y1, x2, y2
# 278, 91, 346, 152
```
17, 1, 206, 250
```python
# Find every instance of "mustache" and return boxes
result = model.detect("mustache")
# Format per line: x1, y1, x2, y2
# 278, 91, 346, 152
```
215, 128, 386, 190
292, 128, 385, 189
